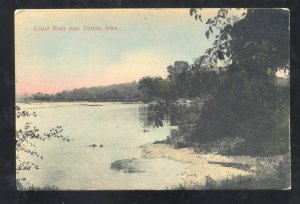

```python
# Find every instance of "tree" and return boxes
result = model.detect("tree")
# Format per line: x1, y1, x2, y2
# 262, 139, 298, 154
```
32, 92, 51, 101
138, 76, 172, 102
189, 9, 289, 155
167, 61, 190, 81
16, 106, 72, 189
191, 8, 247, 71
190, 8, 289, 74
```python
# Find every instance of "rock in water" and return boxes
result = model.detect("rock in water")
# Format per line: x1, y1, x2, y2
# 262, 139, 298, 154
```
110, 158, 145, 173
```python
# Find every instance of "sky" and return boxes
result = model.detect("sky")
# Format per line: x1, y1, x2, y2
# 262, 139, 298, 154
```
15, 9, 219, 95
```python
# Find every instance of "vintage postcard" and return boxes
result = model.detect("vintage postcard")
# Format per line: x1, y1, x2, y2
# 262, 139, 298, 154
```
15, 9, 290, 190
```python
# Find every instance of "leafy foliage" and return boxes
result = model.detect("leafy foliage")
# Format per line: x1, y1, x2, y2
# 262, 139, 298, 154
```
141, 9, 289, 156
191, 8, 247, 71
188, 8, 290, 155
16, 106, 73, 188
138, 77, 172, 102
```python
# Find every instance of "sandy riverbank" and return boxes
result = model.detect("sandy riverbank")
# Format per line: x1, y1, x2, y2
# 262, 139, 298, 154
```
140, 143, 287, 189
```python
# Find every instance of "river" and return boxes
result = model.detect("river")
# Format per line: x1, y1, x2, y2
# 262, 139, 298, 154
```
16, 102, 189, 190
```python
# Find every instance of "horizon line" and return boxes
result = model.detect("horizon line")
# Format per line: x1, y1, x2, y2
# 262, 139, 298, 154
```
16, 80, 142, 97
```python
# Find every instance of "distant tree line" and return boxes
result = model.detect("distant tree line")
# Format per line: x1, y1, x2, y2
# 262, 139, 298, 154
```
17, 82, 141, 102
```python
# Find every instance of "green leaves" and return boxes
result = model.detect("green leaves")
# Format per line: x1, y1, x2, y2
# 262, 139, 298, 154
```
16, 106, 73, 179
189, 9, 290, 156
190, 8, 196, 16
217, 50, 225, 60
206, 18, 211, 24
190, 8, 202, 22
221, 24, 232, 34
205, 30, 210, 39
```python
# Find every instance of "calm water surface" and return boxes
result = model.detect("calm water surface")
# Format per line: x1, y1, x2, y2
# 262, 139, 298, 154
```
17, 102, 188, 190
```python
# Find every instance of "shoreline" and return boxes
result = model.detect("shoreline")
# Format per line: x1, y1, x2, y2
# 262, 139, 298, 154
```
139, 143, 288, 189
16, 101, 142, 109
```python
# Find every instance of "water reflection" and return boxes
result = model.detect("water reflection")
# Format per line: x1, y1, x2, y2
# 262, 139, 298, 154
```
139, 102, 168, 128
139, 101, 186, 128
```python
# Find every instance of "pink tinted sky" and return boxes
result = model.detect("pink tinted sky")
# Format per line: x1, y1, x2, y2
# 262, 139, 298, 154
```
15, 9, 239, 96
